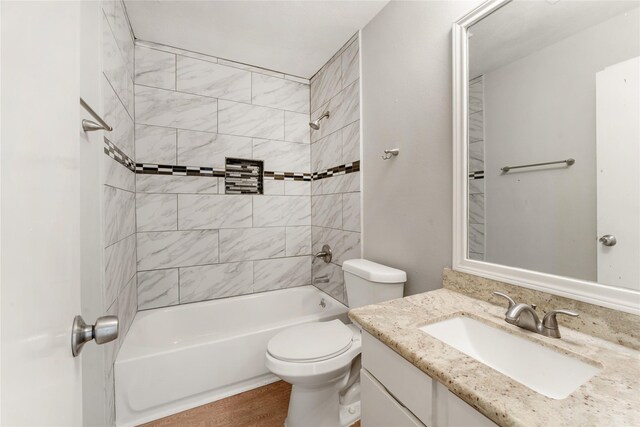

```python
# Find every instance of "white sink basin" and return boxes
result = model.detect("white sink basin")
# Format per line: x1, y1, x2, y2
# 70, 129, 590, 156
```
420, 316, 600, 399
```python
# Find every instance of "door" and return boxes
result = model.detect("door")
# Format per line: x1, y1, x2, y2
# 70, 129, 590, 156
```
1, 2, 89, 425
596, 56, 640, 290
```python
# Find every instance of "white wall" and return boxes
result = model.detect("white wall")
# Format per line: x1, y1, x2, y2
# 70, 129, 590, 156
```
483, 8, 640, 281
361, 1, 482, 295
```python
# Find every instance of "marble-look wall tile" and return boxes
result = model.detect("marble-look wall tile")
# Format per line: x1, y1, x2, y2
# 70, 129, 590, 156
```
254, 256, 312, 292
312, 194, 342, 228
136, 193, 177, 232
218, 100, 284, 140
104, 234, 136, 309
469, 110, 484, 143
251, 73, 309, 114
253, 195, 311, 227
310, 58, 341, 113
342, 121, 360, 164
469, 178, 484, 195
263, 180, 285, 195
179, 262, 253, 303
137, 40, 220, 64
135, 46, 176, 90
177, 130, 252, 168
135, 85, 218, 132
342, 192, 361, 232
219, 227, 285, 262
137, 269, 179, 310
284, 111, 311, 144
137, 230, 219, 270
218, 58, 284, 79
104, 186, 135, 247
469, 141, 484, 173
286, 226, 311, 256
103, 154, 134, 193
322, 172, 360, 195
117, 275, 138, 337
469, 78, 483, 114
104, 77, 134, 158
177, 56, 251, 103
285, 75, 310, 85
103, 14, 133, 118
312, 131, 342, 172
285, 181, 310, 196
312, 260, 346, 305
178, 194, 252, 229
341, 40, 359, 90
111, 0, 134, 79
310, 79, 359, 143
469, 194, 485, 224
136, 175, 219, 194
135, 124, 177, 165
252, 139, 309, 172
468, 223, 485, 254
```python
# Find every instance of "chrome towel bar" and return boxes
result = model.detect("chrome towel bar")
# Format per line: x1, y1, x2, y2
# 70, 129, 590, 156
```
80, 97, 113, 132
501, 158, 574, 173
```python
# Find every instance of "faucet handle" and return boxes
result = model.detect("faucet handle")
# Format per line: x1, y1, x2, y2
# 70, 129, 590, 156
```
493, 291, 516, 309
542, 309, 578, 330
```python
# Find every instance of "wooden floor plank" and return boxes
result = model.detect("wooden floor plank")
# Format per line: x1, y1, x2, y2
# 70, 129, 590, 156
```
140, 381, 360, 427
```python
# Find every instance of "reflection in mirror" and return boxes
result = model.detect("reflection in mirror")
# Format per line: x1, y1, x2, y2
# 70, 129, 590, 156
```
466, 1, 640, 292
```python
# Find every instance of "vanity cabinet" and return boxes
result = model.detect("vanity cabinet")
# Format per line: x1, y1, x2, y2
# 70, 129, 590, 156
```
361, 331, 496, 427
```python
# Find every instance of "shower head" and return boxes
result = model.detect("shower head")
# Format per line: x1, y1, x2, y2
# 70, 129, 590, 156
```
309, 111, 330, 130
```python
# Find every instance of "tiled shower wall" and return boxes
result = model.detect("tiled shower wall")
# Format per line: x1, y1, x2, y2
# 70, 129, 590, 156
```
468, 75, 485, 260
310, 34, 362, 304
133, 40, 314, 309
101, 0, 137, 425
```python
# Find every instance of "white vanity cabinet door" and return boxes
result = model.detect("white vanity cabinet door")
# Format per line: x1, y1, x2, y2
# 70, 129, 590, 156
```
434, 383, 497, 427
361, 369, 426, 427
362, 331, 434, 425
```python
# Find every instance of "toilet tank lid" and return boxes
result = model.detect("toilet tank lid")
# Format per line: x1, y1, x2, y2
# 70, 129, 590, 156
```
342, 259, 407, 283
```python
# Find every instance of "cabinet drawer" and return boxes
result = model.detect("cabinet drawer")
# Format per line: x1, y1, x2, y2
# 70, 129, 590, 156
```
361, 331, 433, 425
361, 369, 426, 427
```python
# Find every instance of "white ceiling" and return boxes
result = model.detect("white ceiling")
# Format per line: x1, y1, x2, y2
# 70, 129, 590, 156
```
124, 0, 389, 78
469, 1, 640, 78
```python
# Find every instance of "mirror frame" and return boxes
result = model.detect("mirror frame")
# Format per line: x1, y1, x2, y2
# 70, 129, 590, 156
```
452, 0, 640, 315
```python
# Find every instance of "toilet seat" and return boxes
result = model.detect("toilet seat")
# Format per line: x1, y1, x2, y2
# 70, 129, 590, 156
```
268, 320, 353, 363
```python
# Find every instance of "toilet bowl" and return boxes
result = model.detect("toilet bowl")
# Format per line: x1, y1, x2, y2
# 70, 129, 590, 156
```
265, 259, 406, 427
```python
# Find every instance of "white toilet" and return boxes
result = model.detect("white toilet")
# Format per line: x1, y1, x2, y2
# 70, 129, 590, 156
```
265, 259, 406, 427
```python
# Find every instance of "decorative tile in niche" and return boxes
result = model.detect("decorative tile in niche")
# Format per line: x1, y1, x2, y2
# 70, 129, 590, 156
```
225, 158, 263, 195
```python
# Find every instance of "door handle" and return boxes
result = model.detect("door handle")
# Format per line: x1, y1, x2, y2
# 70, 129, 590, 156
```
599, 234, 617, 247
71, 315, 118, 357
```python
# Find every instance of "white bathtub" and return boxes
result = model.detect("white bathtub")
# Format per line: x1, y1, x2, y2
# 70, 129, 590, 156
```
114, 286, 348, 426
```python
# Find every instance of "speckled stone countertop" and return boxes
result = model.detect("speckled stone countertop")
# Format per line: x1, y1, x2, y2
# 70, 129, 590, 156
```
349, 289, 640, 427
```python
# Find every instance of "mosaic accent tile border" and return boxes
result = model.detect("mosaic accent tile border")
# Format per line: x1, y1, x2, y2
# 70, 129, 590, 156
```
468, 170, 484, 180
103, 139, 359, 182
264, 171, 312, 182
136, 163, 226, 177
312, 161, 360, 181
103, 138, 135, 172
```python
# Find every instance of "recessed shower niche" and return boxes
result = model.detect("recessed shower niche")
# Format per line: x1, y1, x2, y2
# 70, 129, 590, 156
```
225, 158, 264, 195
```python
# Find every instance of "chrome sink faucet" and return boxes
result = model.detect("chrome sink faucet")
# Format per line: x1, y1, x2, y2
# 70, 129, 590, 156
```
493, 292, 578, 338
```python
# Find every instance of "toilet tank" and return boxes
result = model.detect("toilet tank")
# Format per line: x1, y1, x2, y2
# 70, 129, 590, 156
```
342, 259, 406, 308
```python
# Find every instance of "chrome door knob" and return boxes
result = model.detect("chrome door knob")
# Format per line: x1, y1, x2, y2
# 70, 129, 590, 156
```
599, 234, 617, 247
71, 315, 118, 357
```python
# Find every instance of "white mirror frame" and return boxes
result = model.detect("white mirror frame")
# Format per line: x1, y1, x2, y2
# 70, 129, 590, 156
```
452, 0, 640, 315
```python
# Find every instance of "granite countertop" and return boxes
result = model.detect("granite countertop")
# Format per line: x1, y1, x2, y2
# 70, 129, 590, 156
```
348, 288, 640, 427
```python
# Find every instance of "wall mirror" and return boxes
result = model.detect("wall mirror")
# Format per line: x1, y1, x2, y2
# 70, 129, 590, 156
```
453, 0, 640, 314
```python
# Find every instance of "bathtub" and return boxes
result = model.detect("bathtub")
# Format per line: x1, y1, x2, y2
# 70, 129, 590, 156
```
114, 285, 348, 426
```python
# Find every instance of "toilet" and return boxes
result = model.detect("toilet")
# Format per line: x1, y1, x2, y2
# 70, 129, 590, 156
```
265, 259, 406, 427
